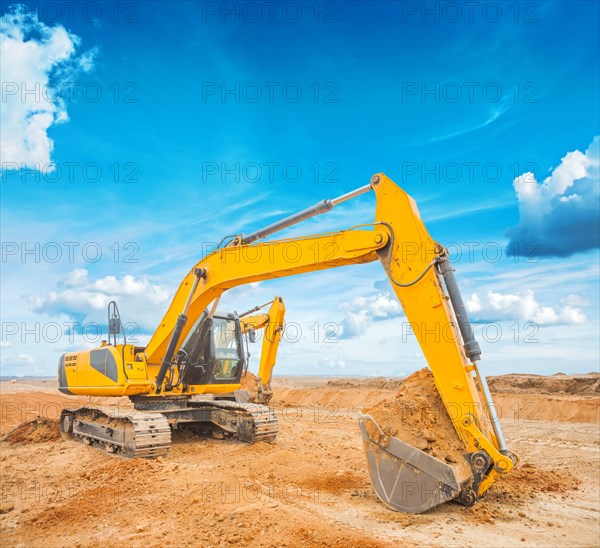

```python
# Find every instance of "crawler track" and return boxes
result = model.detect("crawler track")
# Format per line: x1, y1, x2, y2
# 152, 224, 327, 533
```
196, 400, 279, 443
60, 406, 171, 458
60, 400, 279, 458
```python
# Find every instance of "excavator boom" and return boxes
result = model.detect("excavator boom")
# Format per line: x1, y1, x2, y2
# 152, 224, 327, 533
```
58, 172, 515, 513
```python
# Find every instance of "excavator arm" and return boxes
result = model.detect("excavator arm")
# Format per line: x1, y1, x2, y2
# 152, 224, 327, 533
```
239, 298, 285, 403
139, 173, 515, 512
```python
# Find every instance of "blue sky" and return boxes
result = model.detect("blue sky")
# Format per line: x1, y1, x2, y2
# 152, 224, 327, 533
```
1, 1, 599, 377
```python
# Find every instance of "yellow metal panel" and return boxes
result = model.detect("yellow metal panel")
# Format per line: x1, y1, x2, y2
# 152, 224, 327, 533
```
61, 345, 152, 397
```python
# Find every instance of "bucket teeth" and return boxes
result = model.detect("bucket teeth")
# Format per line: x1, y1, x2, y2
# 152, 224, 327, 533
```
358, 413, 464, 514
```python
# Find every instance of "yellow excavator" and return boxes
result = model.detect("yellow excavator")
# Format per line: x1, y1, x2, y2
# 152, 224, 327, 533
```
59, 297, 285, 450
239, 297, 285, 404
58, 173, 516, 513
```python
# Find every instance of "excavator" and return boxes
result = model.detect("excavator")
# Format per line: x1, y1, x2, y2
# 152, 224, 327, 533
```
58, 297, 285, 452
57, 173, 517, 513
238, 297, 285, 404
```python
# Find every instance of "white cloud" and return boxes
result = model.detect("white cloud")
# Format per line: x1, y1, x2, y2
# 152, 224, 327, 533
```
1, 341, 12, 348
0, 5, 95, 169
78, 48, 97, 72
62, 268, 89, 287
560, 294, 589, 307
91, 274, 158, 296
1, 353, 35, 366
507, 136, 599, 257
337, 293, 403, 338
466, 289, 586, 325
29, 269, 173, 331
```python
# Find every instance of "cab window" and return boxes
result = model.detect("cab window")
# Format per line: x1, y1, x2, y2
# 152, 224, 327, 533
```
212, 317, 241, 380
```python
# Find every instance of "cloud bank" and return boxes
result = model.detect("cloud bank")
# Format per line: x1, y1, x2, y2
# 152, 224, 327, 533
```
29, 269, 172, 332
507, 136, 599, 257
0, 5, 95, 169
335, 287, 586, 340
466, 290, 586, 325
336, 293, 403, 339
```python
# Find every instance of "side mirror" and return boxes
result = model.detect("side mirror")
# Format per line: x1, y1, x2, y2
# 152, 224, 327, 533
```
248, 328, 256, 343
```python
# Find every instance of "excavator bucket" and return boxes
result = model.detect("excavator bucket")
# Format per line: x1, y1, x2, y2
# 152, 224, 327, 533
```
358, 413, 462, 513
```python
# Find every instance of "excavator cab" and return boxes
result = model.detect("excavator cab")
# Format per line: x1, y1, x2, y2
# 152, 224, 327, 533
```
176, 312, 247, 388
212, 316, 246, 380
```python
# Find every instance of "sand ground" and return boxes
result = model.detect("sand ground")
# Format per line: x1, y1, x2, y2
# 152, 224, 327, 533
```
0, 374, 598, 547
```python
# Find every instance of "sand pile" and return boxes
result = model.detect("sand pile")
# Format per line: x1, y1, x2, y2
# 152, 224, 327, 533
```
240, 370, 259, 402
328, 377, 405, 390
240, 370, 258, 392
362, 368, 466, 465
491, 463, 580, 501
488, 373, 599, 395
1, 418, 61, 444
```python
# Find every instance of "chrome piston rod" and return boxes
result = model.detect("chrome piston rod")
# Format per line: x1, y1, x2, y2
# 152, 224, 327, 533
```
241, 184, 372, 245
437, 256, 508, 454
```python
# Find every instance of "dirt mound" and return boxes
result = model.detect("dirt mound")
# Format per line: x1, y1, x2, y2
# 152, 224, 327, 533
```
464, 463, 581, 525
240, 370, 259, 393
495, 463, 580, 500
240, 370, 261, 402
1, 418, 61, 444
492, 393, 599, 423
362, 368, 467, 467
488, 373, 599, 395
327, 377, 405, 390
274, 387, 396, 409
